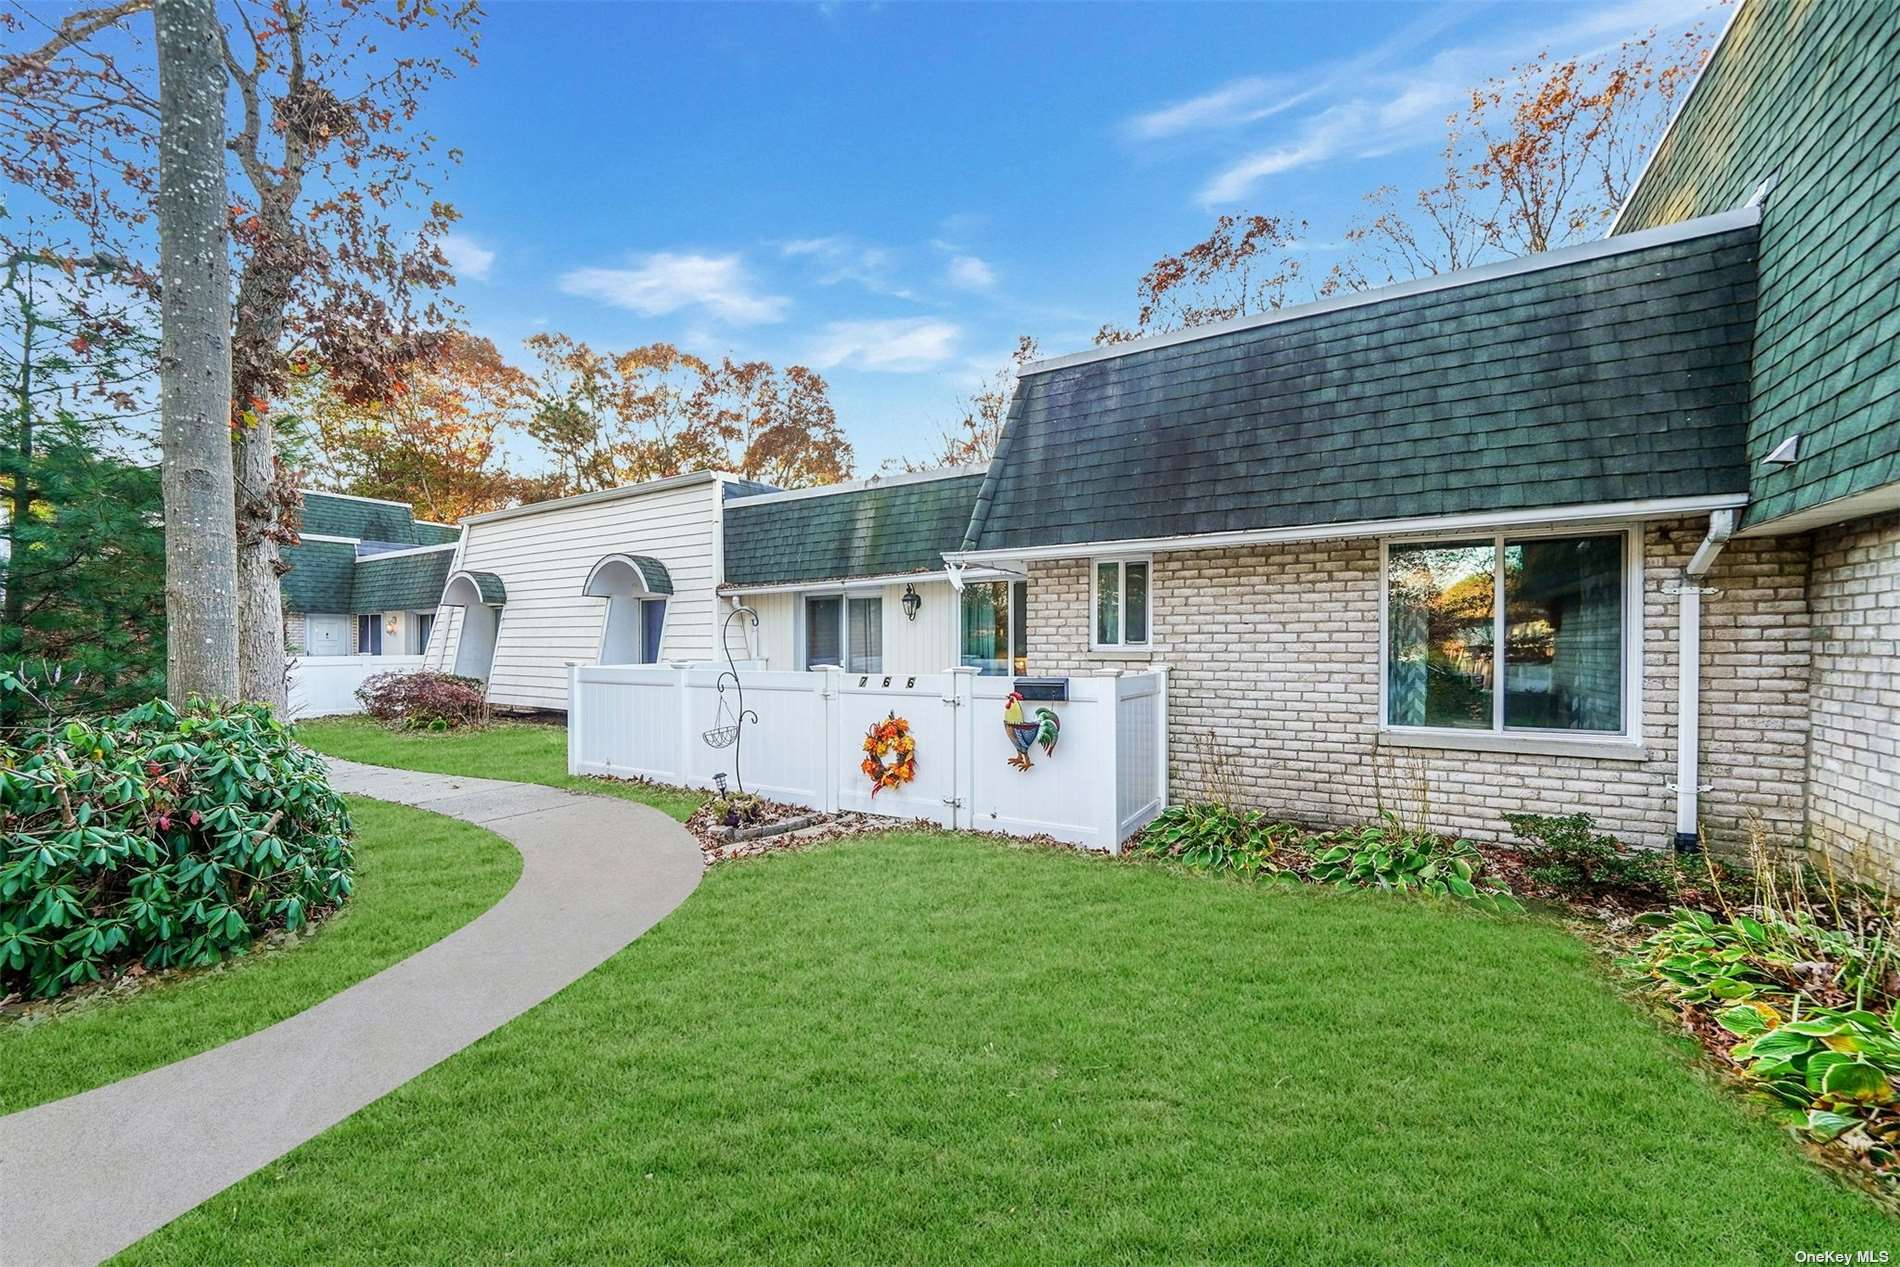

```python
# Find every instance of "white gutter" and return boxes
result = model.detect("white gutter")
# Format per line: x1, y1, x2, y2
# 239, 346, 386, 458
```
719, 565, 1020, 598
461, 470, 732, 526
1673, 508, 1737, 852
945, 493, 1750, 566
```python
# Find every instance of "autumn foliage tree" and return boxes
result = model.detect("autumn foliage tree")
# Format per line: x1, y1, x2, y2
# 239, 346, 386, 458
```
301, 333, 532, 523
525, 333, 853, 495
2, 0, 479, 707
1105, 20, 1714, 337
896, 334, 1039, 471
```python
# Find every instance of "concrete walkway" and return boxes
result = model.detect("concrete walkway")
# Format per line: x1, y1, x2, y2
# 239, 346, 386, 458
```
0, 760, 703, 1267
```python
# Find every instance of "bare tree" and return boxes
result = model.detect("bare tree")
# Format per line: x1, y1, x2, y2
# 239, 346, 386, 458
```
154, 0, 238, 704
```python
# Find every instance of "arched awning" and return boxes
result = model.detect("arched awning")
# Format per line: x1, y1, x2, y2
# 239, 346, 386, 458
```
582, 553, 674, 597
441, 570, 507, 607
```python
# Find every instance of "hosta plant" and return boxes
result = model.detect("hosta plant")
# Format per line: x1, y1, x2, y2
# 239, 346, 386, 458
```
0, 697, 354, 998
1716, 1000, 1900, 1153
1131, 803, 1295, 878
1310, 815, 1521, 911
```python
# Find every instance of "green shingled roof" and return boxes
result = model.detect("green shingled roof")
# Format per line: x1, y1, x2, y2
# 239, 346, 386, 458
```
447, 570, 507, 604
350, 548, 456, 614
1615, 0, 1900, 530
724, 473, 985, 587
279, 538, 357, 614
298, 491, 459, 546
963, 224, 1756, 554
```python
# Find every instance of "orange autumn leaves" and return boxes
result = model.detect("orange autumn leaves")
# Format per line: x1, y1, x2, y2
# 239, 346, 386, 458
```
861, 712, 916, 796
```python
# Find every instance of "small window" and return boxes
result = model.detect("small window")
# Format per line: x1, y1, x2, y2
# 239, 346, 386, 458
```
357, 613, 383, 656
846, 596, 882, 673
961, 579, 1030, 675
804, 596, 842, 668
1092, 559, 1150, 650
641, 599, 667, 663
1384, 531, 1629, 735
413, 612, 435, 655
803, 594, 882, 672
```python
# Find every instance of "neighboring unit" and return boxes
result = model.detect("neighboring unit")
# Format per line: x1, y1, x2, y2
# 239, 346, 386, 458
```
721, 467, 1030, 677
280, 492, 460, 659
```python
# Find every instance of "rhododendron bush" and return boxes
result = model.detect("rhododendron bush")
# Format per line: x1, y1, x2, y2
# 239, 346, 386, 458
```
0, 697, 353, 999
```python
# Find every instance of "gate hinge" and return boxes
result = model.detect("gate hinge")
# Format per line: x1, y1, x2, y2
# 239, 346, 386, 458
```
942, 796, 964, 808
941, 696, 962, 707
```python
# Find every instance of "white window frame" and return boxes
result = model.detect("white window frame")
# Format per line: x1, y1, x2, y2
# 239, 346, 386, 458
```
799, 591, 882, 672
958, 578, 1030, 676
1376, 524, 1644, 753
1089, 556, 1153, 652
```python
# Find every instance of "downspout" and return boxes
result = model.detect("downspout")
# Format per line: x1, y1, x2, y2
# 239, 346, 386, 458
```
1673, 509, 1736, 853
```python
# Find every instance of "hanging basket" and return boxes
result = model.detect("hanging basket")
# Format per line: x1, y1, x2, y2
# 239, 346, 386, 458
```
702, 723, 739, 750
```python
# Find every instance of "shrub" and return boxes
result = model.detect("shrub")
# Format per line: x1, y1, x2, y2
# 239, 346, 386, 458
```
1311, 813, 1521, 911
1131, 803, 1295, 878
1504, 810, 1678, 900
356, 671, 489, 731
0, 697, 354, 998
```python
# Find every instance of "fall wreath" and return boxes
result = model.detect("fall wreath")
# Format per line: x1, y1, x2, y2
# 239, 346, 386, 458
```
860, 711, 916, 795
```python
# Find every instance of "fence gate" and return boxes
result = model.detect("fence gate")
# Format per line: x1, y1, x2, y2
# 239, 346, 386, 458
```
833, 672, 961, 828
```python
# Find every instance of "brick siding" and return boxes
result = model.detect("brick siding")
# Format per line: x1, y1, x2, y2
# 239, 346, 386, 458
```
1023, 518, 1811, 851
1806, 512, 1900, 872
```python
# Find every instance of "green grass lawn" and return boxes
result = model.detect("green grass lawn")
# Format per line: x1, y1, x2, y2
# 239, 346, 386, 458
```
118, 834, 1892, 1265
296, 716, 704, 821
1, 797, 519, 1114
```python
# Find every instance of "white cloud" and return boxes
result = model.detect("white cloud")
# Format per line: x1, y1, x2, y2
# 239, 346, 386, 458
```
807, 317, 959, 372
1124, 77, 1317, 141
1162, 0, 1714, 208
440, 233, 495, 282
944, 254, 995, 291
779, 235, 913, 298
558, 252, 788, 325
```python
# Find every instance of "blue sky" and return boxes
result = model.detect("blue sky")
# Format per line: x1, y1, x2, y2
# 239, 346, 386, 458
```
411, 0, 1711, 472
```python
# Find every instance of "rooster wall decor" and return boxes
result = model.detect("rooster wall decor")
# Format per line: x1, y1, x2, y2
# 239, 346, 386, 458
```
1002, 691, 1060, 771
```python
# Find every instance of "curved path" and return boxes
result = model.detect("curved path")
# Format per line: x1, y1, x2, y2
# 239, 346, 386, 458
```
0, 759, 703, 1267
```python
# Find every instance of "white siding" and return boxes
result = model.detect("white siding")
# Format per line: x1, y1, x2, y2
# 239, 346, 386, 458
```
879, 580, 958, 673
734, 579, 958, 675
435, 479, 725, 711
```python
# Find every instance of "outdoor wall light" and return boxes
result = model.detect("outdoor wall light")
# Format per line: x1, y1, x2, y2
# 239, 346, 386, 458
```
385, 614, 400, 635
902, 583, 922, 622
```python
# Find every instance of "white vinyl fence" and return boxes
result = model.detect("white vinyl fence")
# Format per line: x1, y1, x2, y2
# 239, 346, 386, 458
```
568, 664, 1169, 852
287, 655, 424, 719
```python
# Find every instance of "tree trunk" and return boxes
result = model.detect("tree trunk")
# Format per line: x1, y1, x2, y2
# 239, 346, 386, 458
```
233, 411, 286, 710
155, 0, 238, 705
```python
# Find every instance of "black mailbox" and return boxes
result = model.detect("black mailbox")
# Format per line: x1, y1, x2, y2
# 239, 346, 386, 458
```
1012, 676, 1069, 702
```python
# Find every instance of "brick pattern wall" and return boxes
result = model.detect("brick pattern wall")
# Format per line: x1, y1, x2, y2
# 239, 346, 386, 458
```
284, 611, 306, 656
1806, 512, 1900, 870
1024, 518, 1811, 850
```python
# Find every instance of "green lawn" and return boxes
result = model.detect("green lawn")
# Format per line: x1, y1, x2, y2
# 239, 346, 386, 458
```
296, 716, 704, 821
118, 834, 1891, 1265
1, 797, 519, 1114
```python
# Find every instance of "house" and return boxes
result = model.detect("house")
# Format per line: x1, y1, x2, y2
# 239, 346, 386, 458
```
281, 492, 461, 658
941, 0, 1897, 866
720, 467, 1031, 676
419, 472, 775, 711
410, 0, 1895, 868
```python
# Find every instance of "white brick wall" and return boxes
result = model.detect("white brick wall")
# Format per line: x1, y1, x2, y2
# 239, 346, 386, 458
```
1806, 511, 1900, 872
1024, 518, 1811, 851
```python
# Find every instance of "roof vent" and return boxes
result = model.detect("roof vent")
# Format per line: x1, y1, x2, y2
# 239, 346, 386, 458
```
1762, 434, 1801, 467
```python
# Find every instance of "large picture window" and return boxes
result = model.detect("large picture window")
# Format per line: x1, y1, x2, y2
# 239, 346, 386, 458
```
1384, 531, 1629, 736
1092, 559, 1149, 650
960, 580, 1028, 675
